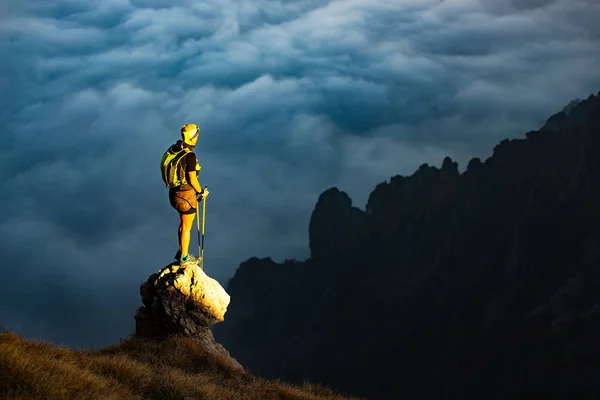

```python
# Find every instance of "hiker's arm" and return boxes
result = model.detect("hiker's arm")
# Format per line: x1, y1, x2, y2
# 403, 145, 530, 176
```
186, 171, 203, 194
184, 153, 203, 194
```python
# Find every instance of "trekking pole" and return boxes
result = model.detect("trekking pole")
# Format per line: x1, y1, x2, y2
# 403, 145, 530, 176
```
196, 186, 207, 270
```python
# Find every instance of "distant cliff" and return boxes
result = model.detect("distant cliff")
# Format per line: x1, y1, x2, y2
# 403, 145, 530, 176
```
212, 91, 600, 400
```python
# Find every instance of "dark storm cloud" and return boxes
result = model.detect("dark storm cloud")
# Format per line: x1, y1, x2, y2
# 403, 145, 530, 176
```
1, 0, 599, 348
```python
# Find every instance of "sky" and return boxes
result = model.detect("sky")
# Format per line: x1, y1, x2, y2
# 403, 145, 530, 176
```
0, 0, 599, 349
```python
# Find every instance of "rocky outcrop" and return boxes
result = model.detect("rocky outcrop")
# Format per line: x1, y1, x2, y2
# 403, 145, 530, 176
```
134, 262, 244, 374
213, 91, 600, 400
308, 187, 367, 260
135, 262, 231, 339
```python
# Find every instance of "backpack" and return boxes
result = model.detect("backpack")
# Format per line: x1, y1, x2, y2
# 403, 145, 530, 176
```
160, 145, 191, 188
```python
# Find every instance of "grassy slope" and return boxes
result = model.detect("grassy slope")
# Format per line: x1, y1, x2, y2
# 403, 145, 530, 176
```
0, 330, 363, 400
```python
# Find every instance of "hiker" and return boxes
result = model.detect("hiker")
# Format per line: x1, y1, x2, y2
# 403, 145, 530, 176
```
160, 123, 209, 266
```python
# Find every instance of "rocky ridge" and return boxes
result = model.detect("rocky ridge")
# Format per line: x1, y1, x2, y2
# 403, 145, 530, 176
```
213, 91, 600, 400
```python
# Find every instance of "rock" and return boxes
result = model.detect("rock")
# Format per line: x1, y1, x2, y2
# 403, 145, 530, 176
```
213, 91, 600, 400
467, 157, 482, 172
441, 156, 459, 179
135, 262, 231, 340
308, 187, 367, 260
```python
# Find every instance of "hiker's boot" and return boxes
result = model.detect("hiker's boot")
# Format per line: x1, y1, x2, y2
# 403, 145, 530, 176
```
179, 254, 198, 266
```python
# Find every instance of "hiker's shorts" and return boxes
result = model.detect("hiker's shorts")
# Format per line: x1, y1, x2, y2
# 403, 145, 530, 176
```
169, 189, 197, 215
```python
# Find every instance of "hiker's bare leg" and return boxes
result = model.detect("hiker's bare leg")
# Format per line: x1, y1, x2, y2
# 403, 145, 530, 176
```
179, 212, 196, 256
178, 223, 182, 252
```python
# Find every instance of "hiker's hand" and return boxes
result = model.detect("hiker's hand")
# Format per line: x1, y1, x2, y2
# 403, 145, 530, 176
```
198, 188, 209, 200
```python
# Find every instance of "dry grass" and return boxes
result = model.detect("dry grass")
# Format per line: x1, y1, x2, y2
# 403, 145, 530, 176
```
0, 330, 363, 400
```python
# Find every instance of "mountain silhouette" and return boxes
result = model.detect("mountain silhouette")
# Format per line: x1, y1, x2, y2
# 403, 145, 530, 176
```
212, 90, 600, 400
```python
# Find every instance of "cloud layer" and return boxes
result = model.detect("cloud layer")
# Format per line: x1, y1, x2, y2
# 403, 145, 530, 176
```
1, 0, 599, 348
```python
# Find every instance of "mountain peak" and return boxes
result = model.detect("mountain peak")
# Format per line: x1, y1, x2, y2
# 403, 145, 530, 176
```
214, 89, 600, 400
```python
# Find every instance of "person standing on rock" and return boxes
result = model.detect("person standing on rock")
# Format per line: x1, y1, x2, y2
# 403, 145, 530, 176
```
160, 123, 209, 266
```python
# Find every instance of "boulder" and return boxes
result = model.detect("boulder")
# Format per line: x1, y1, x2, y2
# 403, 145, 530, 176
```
135, 262, 231, 340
